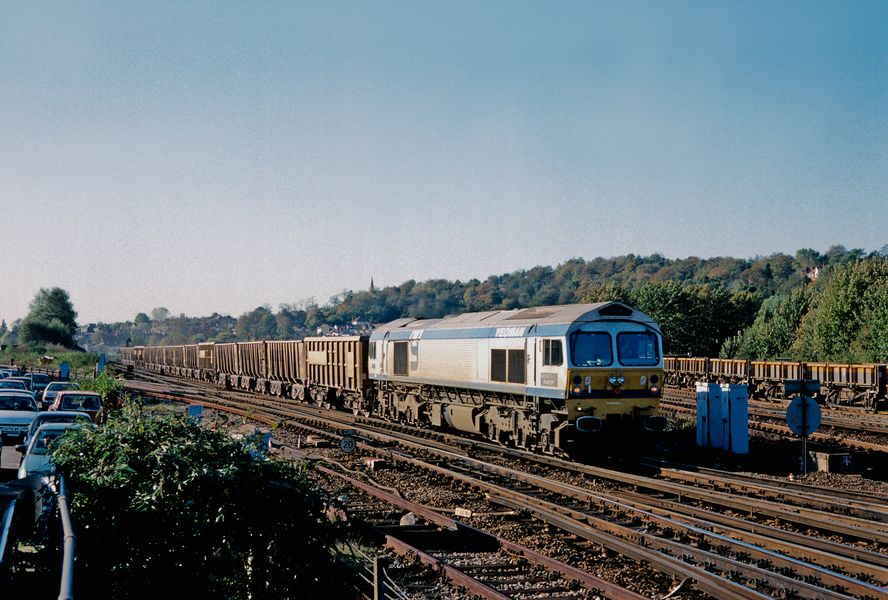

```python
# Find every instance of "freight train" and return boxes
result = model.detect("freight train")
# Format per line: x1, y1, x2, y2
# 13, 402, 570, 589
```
664, 356, 887, 412
121, 302, 666, 455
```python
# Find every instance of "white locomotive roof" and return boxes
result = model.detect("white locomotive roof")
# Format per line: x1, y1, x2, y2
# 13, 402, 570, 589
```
373, 302, 657, 333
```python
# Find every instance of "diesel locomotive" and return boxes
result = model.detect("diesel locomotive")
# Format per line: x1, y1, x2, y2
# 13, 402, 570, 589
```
121, 301, 665, 454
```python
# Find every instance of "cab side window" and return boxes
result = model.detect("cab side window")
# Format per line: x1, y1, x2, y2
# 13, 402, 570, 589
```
543, 339, 563, 366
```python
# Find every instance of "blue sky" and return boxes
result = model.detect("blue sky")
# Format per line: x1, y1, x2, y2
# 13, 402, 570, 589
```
1, 1, 886, 324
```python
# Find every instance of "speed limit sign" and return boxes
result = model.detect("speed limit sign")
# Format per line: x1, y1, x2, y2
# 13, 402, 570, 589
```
339, 436, 357, 454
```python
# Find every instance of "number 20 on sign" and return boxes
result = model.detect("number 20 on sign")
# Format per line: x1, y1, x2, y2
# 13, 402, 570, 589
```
339, 436, 357, 454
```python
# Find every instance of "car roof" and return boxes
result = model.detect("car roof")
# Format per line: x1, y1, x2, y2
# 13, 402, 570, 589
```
56, 390, 101, 396
35, 410, 91, 419
34, 422, 82, 433
0, 390, 35, 396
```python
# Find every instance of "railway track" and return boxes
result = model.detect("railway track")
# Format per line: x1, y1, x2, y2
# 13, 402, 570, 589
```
128, 375, 644, 599
121, 369, 888, 599
315, 460, 620, 599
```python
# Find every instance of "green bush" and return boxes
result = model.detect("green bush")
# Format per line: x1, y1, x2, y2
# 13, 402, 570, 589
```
52, 404, 351, 599
75, 371, 125, 407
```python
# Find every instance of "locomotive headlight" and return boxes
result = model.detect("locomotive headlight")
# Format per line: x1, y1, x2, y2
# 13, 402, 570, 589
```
608, 376, 617, 385
572, 386, 582, 395
617, 376, 625, 385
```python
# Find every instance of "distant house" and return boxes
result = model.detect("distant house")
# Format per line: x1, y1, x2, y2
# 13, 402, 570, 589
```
805, 266, 821, 280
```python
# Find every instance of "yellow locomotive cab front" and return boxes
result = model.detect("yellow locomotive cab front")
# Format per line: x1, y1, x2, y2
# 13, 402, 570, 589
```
566, 368, 664, 432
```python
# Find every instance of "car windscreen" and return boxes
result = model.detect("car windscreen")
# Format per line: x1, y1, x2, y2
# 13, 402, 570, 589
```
569, 332, 613, 367
60, 396, 101, 410
33, 413, 86, 429
47, 383, 73, 391
31, 430, 67, 455
0, 395, 36, 411
0, 381, 26, 389
32, 374, 50, 383
616, 332, 660, 366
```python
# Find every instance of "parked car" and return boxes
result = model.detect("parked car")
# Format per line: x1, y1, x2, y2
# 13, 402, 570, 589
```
0, 392, 38, 441
0, 369, 21, 378
50, 391, 103, 423
0, 379, 28, 391
26, 373, 52, 397
17, 422, 83, 479
4, 376, 32, 390
22, 410, 92, 449
40, 381, 77, 411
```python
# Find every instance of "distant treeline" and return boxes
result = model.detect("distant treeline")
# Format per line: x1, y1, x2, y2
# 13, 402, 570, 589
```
70, 245, 888, 363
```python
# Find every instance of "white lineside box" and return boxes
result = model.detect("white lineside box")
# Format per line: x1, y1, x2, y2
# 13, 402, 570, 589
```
695, 383, 749, 454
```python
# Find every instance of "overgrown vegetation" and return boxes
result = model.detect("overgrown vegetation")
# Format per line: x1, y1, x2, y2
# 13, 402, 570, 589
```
75, 370, 125, 407
52, 403, 352, 599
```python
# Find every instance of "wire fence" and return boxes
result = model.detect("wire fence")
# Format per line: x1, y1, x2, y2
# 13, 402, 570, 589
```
342, 542, 410, 600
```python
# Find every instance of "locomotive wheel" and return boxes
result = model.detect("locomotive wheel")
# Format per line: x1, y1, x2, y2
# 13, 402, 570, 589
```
540, 431, 551, 455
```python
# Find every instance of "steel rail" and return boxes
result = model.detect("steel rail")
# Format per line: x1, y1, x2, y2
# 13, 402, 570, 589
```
655, 468, 888, 522
339, 441, 871, 598
382, 536, 510, 600
613, 489, 888, 582
615, 488, 888, 573
432, 459, 884, 599
130, 379, 888, 544
484, 494, 769, 600
316, 464, 647, 600
640, 459, 888, 505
